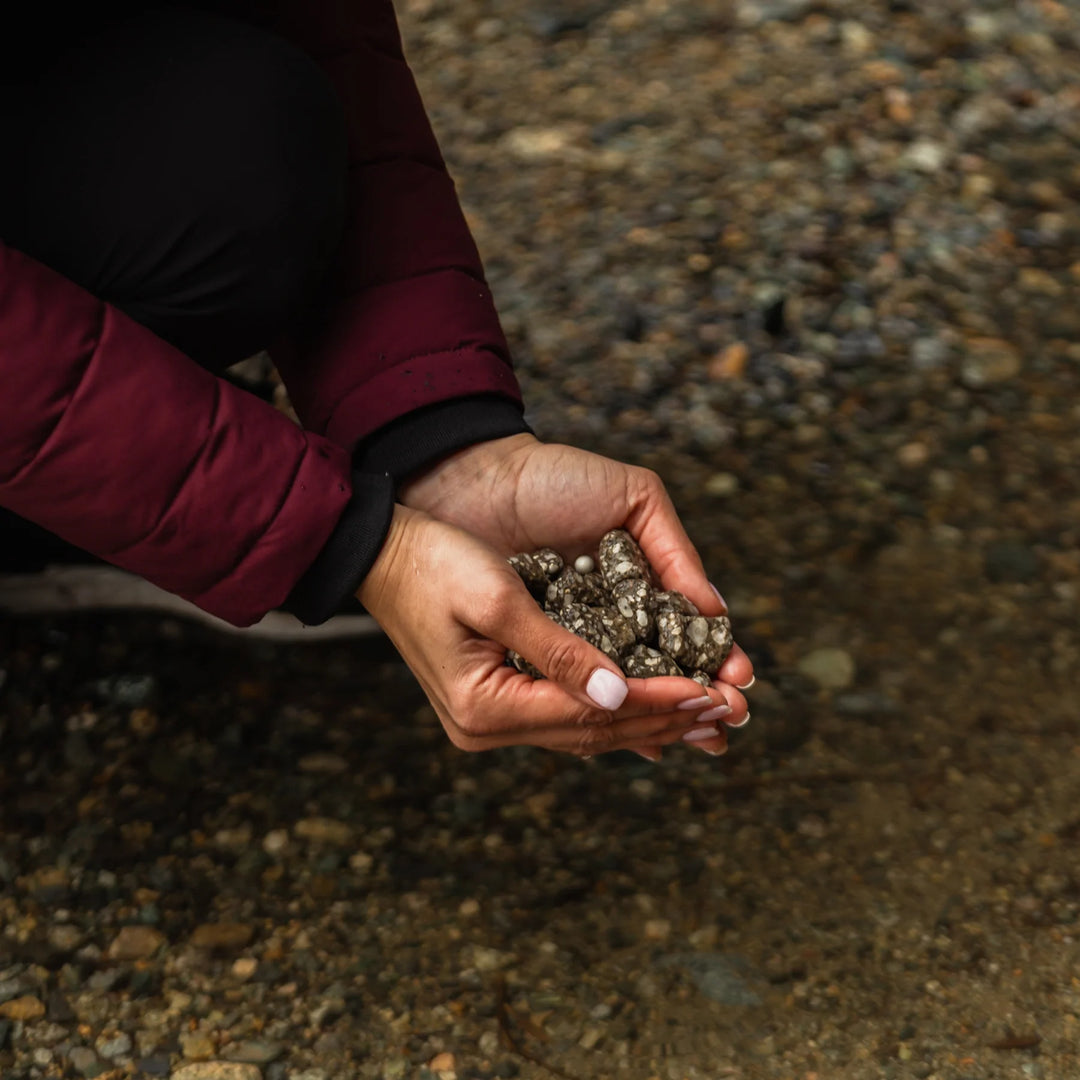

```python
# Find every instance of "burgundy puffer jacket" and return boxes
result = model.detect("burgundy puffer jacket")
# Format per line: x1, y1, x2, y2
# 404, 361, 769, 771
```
0, 0, 528, 626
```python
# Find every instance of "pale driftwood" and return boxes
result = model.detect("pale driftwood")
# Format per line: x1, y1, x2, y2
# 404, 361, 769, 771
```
0, 565, 381, 641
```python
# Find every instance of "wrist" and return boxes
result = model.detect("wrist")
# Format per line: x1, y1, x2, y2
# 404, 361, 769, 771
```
399, 432, 540, 514
356, 502, 423, 612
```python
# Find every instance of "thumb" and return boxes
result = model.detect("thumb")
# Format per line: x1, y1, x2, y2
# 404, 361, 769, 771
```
484, 590, 629, 712
630, 512, 727, 617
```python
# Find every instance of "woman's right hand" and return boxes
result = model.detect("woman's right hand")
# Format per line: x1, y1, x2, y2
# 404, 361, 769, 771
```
357, 504, 737, 757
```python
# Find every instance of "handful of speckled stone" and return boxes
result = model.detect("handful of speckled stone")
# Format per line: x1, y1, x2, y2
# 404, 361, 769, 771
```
506, 529, 733, 686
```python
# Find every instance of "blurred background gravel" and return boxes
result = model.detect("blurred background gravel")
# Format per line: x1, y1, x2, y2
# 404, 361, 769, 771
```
2, 1, 1080, 1078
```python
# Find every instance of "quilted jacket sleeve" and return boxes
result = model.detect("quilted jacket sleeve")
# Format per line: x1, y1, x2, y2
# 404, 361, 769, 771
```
263, 0, 530, 468
0, 240, 393, 627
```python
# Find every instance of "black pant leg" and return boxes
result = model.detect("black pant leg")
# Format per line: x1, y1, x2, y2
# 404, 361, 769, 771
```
1, 3, 347, 373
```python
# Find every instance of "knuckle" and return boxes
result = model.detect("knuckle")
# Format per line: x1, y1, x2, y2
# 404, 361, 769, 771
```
448, 697, 489, 740
572, 700, 615, 730
630, 465, 664, 497
576, 725, 619, 755
446, 728, 485, 752
539, 632, 586, 683
460, 714, 492, 741
473, 580, 520, 633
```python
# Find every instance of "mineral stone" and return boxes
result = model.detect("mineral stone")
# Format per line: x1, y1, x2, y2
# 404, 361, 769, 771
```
553, 603, 622, 663
651, 590, 700, 616
506, 529, 732, 683
598, 529, 651, 587
623, 645, 683, 678
612, 578, 654, 641
533, 548, 564, 579
546, 567, 608, 610
507, 552, 549, 600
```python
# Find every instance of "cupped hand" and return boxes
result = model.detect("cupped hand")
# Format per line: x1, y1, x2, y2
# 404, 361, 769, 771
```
357, 504, 735, 756
399, 433, 755, 720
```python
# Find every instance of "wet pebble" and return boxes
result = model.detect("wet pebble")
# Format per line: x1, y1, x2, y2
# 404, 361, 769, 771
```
171, 1064, 263, 1080
0, 975, 37, 1005
222, 1040, 284, 1065
179, 1031, 218, 1061
960, 339, 1022, 388
67, 1046, 100, 1075
293, 818, 353, 846
796, 647, 856, 690
107, 925, 166, 961
97, 1032, 132, 1059
92, 674, 156, 707
189, 924, 254, 952
659, 953, 763, 1006
0, 995, 46, 1021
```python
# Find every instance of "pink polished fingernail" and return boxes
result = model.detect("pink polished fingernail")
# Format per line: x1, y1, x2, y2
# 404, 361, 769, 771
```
737, 675, 756, 691
635, 749, 661, 763
704, 745, 729, 756
710, 583, 728, 612
682, 727, 720, 743
587, 668, 628, 711
698, 704, 733, 724
678, 695, 714, 710
727, 711, 751, 729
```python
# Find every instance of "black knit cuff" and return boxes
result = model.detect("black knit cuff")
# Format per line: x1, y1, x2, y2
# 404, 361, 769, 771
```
282, 470, 395, 625
353, 395, 531, 483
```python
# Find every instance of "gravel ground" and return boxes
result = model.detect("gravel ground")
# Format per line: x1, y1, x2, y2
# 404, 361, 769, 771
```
3, 0, 1080, 1078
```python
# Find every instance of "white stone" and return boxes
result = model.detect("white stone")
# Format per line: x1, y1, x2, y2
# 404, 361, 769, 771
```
262, 829, 289, 856
902, 140, 949, 173
705, 472, 739, 497
797, 647, 856, 690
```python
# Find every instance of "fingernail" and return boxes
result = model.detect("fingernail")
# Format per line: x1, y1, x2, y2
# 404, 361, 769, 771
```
587, 668, 629, 711
682, 726, 720, 743
698, 704, 733, 724
635, 750, 661, 762
677, 695, 714, 710
737, 675, 756, 691
704, 745, 729, 756
727, 711, 751, 728
710, 583, 728, 612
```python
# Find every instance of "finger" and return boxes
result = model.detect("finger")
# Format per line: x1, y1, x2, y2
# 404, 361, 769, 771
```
677, 726, 730, 756
466, 697, 726, 755
611, 723, 729, 757
625, 712, 732, 754
624, 487, 723, 615
716, 643, 755, 690
608, 707, 728, 746
596, 718, 730, 761
710, 683, 750, 728
622, 717, 730, 756
465, 578, 631, 714
461, 663, 725, 737
626, 722, 731, 762
619, 675, 733, 718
